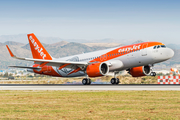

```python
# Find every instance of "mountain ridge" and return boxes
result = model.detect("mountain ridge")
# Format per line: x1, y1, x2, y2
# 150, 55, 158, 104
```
0, 40, 179, 70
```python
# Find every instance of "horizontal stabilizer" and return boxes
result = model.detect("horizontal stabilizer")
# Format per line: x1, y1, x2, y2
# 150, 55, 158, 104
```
8, 66, 40, 70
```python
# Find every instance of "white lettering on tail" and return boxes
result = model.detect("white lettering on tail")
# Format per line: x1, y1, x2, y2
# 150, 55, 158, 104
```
29, 36, 46, 59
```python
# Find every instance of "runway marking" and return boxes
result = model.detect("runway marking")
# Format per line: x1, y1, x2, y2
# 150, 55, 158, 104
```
0, 84, 180, 91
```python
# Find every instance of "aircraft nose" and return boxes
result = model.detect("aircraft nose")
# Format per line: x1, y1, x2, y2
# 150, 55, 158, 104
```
167, 48, 174, 59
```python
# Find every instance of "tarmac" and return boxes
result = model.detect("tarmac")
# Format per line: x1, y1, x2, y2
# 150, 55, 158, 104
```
0, 84, 180, 90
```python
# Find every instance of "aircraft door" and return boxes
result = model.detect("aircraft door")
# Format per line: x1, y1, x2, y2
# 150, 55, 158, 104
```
141, 43, 148, 56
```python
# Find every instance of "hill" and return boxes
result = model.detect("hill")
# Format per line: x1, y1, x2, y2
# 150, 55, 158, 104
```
4, 41, 25, 46
0, 42, 3, 46
0, 40, 180, 70
166, 44, 180, 50
83, 43, 123, 47
0, 41, 110, 69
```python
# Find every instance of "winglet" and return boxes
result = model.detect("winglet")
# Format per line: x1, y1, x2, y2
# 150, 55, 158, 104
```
6, 45, 15, 57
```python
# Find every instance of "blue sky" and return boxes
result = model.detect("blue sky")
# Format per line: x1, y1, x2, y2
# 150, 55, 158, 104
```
0, 0, 180, 44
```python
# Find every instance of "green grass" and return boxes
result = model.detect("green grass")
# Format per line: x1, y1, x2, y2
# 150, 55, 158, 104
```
0, 91, 180, 119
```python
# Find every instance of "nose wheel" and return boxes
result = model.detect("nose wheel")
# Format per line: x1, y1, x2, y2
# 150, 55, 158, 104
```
150, 72, 156, 77
82, 78, 91, 85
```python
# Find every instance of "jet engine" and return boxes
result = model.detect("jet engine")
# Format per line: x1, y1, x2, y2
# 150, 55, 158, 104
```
128, 65, 152, 77
86, 62, 109, 77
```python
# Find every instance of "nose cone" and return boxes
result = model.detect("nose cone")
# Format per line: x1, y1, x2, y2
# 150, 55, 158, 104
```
166, 48, 174, 59
152, 47, 174, 62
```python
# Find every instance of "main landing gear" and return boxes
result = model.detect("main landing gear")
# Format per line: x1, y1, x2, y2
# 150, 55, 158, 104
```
110, 78, 119, 84
82, 78, 91, 85
110, 71, 120, 85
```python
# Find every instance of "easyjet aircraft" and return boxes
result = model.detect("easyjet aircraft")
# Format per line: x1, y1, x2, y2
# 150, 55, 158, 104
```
6, 33, 174, 85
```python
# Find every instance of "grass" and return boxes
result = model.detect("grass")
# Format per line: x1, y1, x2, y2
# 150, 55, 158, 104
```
0, 91, 180, 119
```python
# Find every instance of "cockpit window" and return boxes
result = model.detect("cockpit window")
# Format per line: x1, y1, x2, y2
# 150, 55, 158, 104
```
153, 45, 166, 49
161, 45, 166, 48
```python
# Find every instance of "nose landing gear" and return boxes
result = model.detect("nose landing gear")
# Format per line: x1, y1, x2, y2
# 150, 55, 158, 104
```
150, 72, 156, 77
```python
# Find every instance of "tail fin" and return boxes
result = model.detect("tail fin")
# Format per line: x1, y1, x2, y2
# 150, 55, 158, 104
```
27, 33, 52, 60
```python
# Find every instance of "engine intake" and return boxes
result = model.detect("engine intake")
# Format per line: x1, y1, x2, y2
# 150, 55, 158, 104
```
86, 62, 109, 77
128, 65, 151, 77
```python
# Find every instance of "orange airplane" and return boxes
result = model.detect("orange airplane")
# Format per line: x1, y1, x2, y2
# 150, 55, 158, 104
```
6, 33, 174, 85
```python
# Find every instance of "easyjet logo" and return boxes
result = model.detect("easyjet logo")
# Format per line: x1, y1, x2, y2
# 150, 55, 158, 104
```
29, 36, 46, 59
118, 45, 141, 52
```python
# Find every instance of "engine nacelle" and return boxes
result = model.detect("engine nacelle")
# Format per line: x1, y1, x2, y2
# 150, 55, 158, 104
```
86, 62, 109, 77
129, 65, 151, 77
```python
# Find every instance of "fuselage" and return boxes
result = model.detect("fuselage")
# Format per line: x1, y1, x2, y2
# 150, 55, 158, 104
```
29, 42, 174, 77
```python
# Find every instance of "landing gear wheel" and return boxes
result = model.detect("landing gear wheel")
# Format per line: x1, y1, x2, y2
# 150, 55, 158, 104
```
111, 78, 119, 85
115, 78, 119, 84
82, 78, 91, 85
153, 72, 156, 76
82, 78, 87, 85
87, 79, 91, 85
111, 78, 116, 84
150, 72, 156, 77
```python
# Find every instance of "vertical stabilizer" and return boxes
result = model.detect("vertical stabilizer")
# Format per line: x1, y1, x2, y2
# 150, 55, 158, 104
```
27, 33, 52, 60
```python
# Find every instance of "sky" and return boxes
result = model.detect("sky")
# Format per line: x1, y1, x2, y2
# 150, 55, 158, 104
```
0, 0, 180, 44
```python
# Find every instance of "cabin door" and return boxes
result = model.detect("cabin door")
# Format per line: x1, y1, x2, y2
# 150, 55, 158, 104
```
141, 43, 148, 56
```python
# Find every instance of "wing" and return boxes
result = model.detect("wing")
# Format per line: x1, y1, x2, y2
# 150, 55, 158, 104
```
6, 45, 88, 69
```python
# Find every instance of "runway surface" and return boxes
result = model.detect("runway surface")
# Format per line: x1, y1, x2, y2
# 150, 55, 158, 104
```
0, 84, 180, 90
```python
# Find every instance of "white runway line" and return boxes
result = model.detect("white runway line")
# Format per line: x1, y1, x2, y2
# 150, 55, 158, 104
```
0, 85, 180, 91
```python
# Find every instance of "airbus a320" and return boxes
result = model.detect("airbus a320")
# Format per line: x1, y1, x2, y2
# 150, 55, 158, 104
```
6, 33, 174, 85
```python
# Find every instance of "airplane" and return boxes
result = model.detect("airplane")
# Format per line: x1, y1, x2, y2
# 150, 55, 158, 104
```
6, 33, 174, 85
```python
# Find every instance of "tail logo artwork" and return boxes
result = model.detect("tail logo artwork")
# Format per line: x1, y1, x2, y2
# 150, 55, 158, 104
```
29, 36, 46, 59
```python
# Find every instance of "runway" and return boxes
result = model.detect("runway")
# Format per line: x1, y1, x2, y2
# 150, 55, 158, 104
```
0, 84, 180, 90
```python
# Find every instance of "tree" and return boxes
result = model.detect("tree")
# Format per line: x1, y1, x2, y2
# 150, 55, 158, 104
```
3, 72, 8, 77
